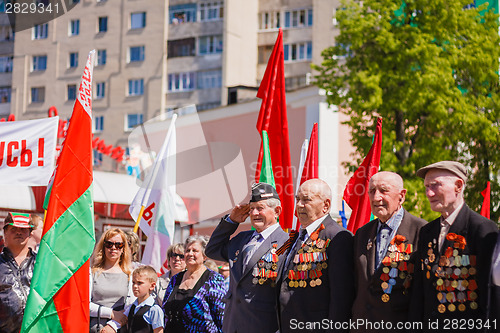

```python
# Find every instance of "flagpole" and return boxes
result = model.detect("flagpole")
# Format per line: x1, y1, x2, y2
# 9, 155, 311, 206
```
292, 139, 308, 231
133, 113, 178, 233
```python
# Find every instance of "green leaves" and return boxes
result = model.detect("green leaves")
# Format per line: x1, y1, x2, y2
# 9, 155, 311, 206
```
315, 0, 500, 222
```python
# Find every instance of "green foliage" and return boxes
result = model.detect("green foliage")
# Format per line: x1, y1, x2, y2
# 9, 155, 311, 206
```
314, 0, 500, 223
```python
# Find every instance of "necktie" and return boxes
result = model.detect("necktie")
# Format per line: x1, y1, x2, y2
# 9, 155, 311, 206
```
438, 219, 449, 251
284, 229, 308, 273
241, 233, 262, 271
376, 224, 391, 268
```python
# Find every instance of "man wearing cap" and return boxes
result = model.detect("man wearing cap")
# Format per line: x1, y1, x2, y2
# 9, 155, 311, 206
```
0, 212, 37, 333
206, 183, 289, 333
351, 172, 426, 330
277, 179, 354, 332
409, 161, 498, 330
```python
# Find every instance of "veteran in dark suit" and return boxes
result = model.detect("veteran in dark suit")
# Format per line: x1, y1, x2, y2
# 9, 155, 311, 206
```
352, 172, 426, 331
277, 179, 354, 333
409, 161, 498, 331
205, 183, 288, 333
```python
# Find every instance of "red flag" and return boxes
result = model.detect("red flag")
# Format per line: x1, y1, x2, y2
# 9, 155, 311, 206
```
256, 28, 293, 229
300, 123, 319, 185
480, 181, 491, 219
344, 118, 383, 234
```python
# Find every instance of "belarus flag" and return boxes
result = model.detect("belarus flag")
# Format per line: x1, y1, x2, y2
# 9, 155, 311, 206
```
21, 51, 96, 333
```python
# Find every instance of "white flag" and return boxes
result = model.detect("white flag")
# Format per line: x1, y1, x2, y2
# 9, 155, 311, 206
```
129, 115, 177, 273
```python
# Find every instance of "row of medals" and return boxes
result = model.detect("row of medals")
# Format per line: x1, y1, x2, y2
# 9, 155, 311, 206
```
287, 238, 330, 288
380, 242, 414, 303
252, 244, 279, 286
424, 239, 478, 313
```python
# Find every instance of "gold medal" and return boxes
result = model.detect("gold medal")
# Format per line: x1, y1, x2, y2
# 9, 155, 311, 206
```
381, 282, 389, 289
381, 294, 390, 303
272, 263, 277, 270
293, 281, 299, 288
451, 280, 458, 288
391, 261, 398, 268
310, 280, 316, 287
259, 278, 265, 285
469, 267, 477, 275
458, 304, 466, 312
289, 280, 294, 288
307, 247, 313, 253
437, 293, 443, 301
315, 278, 322, 286
469, 291, 478, 300
438, 304, 446, 313
461, 267, 468, 276
383, 267, 390, 274
389, 252, 396, 259
470, 302, 478, 310
436, 278, 444, 286
399, 272, 406, 279
298, 280, 304, 288
446, 292, 454, 301
322, 262, 328, 269
448, 304, 456, 312
307, 263, 312, 270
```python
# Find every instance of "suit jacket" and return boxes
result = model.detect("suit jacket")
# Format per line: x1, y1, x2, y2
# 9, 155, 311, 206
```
205, 217, 288, 333
351, 210, 426, 329
409, 204, 498, 331
487, 233, 500, 325
277, 215, 354, 333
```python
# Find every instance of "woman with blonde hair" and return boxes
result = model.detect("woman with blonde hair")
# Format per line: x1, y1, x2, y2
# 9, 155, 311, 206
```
90, 228, 133, 333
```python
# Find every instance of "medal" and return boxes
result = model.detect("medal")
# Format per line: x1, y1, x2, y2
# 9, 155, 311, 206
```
381, 294, 390, 302
310, 280, 316, 287
438, 304, 446, 313
470, 302, 478, 310
448, 303, 456, 312
458, 304, 466, 312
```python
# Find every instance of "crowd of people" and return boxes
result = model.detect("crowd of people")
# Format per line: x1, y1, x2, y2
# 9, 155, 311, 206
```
0, 160, 499, 333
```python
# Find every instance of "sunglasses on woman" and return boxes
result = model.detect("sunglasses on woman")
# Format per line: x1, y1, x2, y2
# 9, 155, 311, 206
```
104, 240, 125, 249
170, 253, 184, 259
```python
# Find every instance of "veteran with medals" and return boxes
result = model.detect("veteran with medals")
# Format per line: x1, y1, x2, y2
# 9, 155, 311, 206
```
205, 183, 288, 333
409, 161, 499, 331
277, 179, 354, 332
352, 172, 426, 331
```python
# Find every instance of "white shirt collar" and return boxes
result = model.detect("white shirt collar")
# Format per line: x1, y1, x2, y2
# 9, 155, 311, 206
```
257, 223, 280, 240
302, 214, 329, 238
132, 295, 155, 312
443, 202, 464, 227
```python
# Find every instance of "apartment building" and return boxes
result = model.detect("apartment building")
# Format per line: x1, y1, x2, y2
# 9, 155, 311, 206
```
0, 3, 14, 118
8, 0, 339, 170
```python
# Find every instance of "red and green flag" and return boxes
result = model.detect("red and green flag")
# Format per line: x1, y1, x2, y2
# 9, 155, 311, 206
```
21, 50, 96, 333
259, 130, 275, 187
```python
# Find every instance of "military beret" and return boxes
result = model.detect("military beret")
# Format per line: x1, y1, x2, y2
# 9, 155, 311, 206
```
250, 183, 280, 202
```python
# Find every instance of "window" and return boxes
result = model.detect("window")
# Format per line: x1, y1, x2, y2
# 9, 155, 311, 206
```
199, 1, 223, 21
198, 35, 222, 55
98, 17, 108, 32
284, 9, 313, 28
283, 41, 312, 62
197, 102, 220, 111
96, 49, 107, 66
69, 52, 78, 68
93, 116, 104, 133
258, 45, 274, 64
33, 23, 48, 39
197, 70, 222, 89
31, 87, 45, 103
69, 19, 80, 36
129, 46, 145, 62
32, 55, 47, 71
0, 56, 13, 73
130, 12, 146, 29
93, 150, 103, 167
125, 114, 143, 131
168, 72, 195, 92
69, 0, 80, 4
128, 79, 144, 96
169, 4, 197, 24
259, 11, 280, 30
167, 38, 195, 58
67, 84, 77, 101
96, 82, 105, 99
0, 87, 11, 103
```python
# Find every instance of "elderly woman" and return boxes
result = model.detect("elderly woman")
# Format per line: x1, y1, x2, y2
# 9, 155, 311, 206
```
90, 228, 133, 333
155, 243, 186, 303
162, 235, 226, 333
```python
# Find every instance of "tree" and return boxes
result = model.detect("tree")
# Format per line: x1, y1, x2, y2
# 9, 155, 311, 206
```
314, 0, 500, 222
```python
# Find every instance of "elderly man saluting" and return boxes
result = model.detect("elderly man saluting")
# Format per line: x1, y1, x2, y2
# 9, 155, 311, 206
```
410, 161, 498, 331
206, 183, 288, 333
277, 179, 354, 333
352, 172, 426, 331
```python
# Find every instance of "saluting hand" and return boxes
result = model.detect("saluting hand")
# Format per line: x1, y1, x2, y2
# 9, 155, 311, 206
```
229, 204, 250, 223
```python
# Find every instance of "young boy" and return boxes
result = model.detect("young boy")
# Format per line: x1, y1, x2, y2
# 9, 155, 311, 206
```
102, 266, 164, 333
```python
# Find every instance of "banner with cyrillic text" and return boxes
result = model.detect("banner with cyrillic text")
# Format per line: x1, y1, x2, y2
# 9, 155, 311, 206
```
0, 117, 58, 185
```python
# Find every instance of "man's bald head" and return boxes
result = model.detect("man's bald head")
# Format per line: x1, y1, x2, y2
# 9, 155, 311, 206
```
368, 171, 406, 223
296, 179, 332, 227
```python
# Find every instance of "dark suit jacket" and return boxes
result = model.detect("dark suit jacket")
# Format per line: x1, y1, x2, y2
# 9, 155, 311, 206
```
277, 215, 354, 333
487, 233, 500, 326
352, 210, 426, 328
205, 217, 288, 333
409, 204, 498, 331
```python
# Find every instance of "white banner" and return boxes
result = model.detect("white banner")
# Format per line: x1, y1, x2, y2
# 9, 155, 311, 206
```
0, 117, 58, 186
